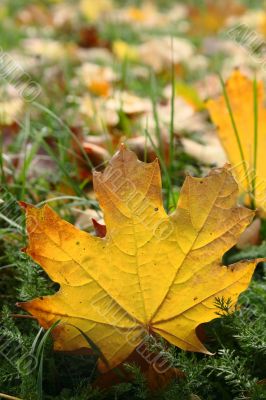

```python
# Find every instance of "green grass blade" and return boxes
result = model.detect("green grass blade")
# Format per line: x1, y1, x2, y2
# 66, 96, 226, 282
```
34, 320, 61, 400
169, 38, 176, 211
144, 128, 175, 211
32, 101, 94, 171
169, 37, 175, 175
219, 74, 253, 206
68, 324, 110, 371
150, 71, 163, 159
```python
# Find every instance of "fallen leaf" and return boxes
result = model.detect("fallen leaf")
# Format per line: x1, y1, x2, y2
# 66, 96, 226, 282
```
236, 218, 261, 249
0, 98, 24, 126
52, 2, 78, 29
22, 38, 76, 61
206, 70, 266, 214
109, 3, 187, 28
16, 4, 53, 26
78, 26, 110, 49
164, 81, 205, 111
74, 208, 104, 231
142, 97, 207, 135
77, 47, 114, 65
106, 91, 152, 116
181, 133, 227, 166
78, 63, 116, 97
80, 0, 113, 21
126, 136, 159, 163
145, 360, 185, 391
112, 40, 139, 62
138, 37, 194, 73
94, 344, 184, 391
0, 85, 24, 128
226, 9, 265, 34
18, 146, 259, 372
92, 218, 107, 238
79, 95, 119, 128
75, 139, 111, 181
188, 0, 245, 35
195, 74, 221, 101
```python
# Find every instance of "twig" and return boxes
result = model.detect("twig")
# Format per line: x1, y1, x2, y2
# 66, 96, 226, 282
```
10, 314, 37, 320
0, 393, 23, 400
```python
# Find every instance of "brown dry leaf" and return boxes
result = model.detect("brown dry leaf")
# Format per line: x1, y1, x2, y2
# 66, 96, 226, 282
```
236, 218, 261, 249
74, 208, 104, 231
78, 26, 110, 49
188, 0, 245, 35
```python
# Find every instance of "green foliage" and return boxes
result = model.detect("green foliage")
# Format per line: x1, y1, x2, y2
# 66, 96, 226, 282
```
226, 242, 266, 264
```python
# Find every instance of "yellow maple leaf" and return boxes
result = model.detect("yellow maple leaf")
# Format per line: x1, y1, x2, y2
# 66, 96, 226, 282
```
19, 146, 258, 371
206, 70, 266, 213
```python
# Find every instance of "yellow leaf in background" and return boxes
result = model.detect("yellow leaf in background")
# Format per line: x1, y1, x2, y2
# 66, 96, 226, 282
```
80, 0, 113, 21
175, 81, 205, 110
206, 70, 266, 214
88, 80, 111, 97
78, 63, 116, 97
0, 98, 24, 125
259, 12, 266, 36
112, 40, 139, 62
19, 146, 258, 371
127, 7, 146, 22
